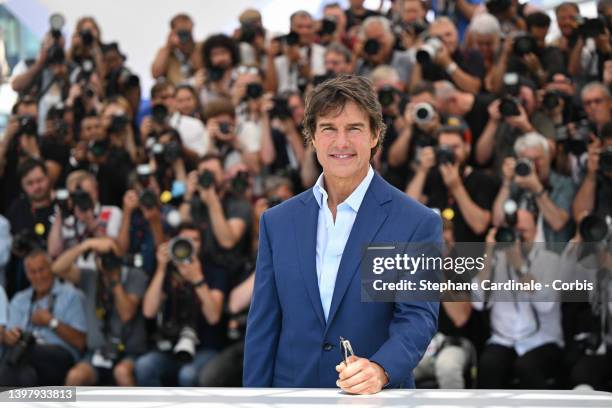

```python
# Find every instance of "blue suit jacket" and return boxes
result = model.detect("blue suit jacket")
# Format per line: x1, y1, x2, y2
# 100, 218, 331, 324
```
243, 172, 442, 388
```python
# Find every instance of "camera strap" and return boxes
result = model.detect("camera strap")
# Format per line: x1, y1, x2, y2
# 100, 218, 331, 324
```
95, 268, 128, 343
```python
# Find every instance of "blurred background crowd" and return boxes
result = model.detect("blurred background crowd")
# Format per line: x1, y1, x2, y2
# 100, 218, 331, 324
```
0, 0, 611, 391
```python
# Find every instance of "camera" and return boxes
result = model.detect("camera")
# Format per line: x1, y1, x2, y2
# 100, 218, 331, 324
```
55, 188, 71, 219
513, 34, 537, 56
269, 97, 292, 120
377, 85, 396, 108
284, 31, 299, 47
108, 114, 129, 134
139, 189, 158, 209
151, 104, 168, 125
231, 171, 249, 195
435, 145, 455, 165
49, 13, 65, 39
6, 331, 36, 366
80, 59, 95, 82
71, 188, 94, 212
499, 96, 521, 117
79, 29, 95, 46
99, 251, 123, 272
600, 147, 612, 173
579, 214, 611, 243
177, 29, 192, 44
320, 16, 337, 36
576, 16, 606, 38
17, 115, 38, 136
11, 230, 39, 256
157, 140, 182, 164
542, 90, 562, 111
239, 22, 259, 44
485, 0, 512, 15
495, 226, 518, 244
416, 37, 443, 65
514, 158, 532, 177
413, 102, 435, 125
363, 38, 381, 56
169, 236, 195, 264
137, 164, 152, 186
218, 121, 232, 135
245, 82, 263, 100
89, 138, 110, 158
173, 326, 199, 362
198, 170, 215, 189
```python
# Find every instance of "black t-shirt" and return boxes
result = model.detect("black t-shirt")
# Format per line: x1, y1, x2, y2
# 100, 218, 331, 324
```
420, 49, 485, 86
507, 46, 565, 84
41, 138, 71, 187
161, 259, 228, 350
423, 167, 500, 242
191, 195, 252, 282
6, 196, 54, 244
95, 147, 133, 207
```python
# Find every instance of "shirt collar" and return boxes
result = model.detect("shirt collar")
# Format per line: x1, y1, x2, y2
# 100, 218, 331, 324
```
312, 166, 375, 213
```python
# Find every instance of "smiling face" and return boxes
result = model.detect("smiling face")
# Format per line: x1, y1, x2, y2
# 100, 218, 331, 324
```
312, 101, 378, 182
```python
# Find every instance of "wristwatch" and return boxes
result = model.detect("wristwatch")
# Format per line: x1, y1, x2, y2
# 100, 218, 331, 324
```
49, 317, 59, 330
446, 62, 458, 75
193, 277, 207, 288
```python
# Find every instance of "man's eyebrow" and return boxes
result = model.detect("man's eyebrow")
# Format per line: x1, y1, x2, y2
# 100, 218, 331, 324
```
318, 122, 336, 128
347, 122, 366, 128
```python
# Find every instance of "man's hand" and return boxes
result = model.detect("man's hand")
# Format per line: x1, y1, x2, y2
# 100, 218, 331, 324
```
31, 309, 53, 326
434, 43, 452, 68
4, 327, 22, 347
417, 146, 436, 173
439, 163, 462, 191
514, 163, 543, 193
504, 104, 533, 133
178, 257, 204, 284
122, 189, 139, 214
83, 237, 117, 254
156, 242, 170, 270
586, 137, 601, 176
522, 53, 543, 75
487, 99, 502, 123
199, 184, 219, 206
336, 355, 388, 395
501, 157, 516, 184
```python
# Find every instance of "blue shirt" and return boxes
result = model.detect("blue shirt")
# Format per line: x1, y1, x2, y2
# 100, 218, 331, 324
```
7, 279, 87, 361
312, 166, 374, 321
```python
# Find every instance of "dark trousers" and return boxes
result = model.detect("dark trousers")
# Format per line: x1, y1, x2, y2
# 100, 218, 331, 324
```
198, 341, 244, 387
570, 351, 612, 390
0, 344, 75, 386
478, 343, 562, 389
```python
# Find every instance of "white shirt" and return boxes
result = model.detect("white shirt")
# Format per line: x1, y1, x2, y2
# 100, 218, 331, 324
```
473, 246, 564, 355
274, 43, 326, 93
312, 166, 374, 321
169, 112, 209, 157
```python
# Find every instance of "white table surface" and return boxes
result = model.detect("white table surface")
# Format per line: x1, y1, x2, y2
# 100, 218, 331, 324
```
2, 387, 612, 407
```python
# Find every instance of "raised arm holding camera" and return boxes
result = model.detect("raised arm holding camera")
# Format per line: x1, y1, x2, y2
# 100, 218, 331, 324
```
135, 223, 226, 386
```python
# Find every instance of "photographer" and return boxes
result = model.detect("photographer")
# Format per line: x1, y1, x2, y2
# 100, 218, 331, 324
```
198, 34, 241, 105
0, 97, 42, 211
354, 16, 412, 87
475, 77, 554, 170
40, 103, 73, 187
475, 211, 564, 389
141, 80, 209, 163
467, 13, 503, 93
412, 17, 484, 95
180, 154, 252, 280
0, 249, 86, 386
66, 17, 105, 81
269, 11, 325, 93
135, 223, 226, 386
387, 81, 441, 189
324, 42, 353, 75
151, 13, 202, 85
235, 9, 268, 67
550, 3, 580, 66
492, 133, 575, 252
319, 3, 349, 47
580, 82, 612, 136
567, 10, 612, 83
116, 173, 165, 277
147, 128, 188, 195
406, 125, 499, 242
50, 237, 147, 386
573, 122, 612, 223
47, 170, 122, 258
5, 159, 55, 295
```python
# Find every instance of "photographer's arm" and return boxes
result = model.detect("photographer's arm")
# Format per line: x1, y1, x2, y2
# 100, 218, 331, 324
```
11, 59, 45, 93
51, 241, 86, 284
456, 0, 478, 20
260, 113, 276, 166
450, 180, 491, 235
405, 168, 428, 203
475, 118, 499, 166
492, 182, 510, 227
206, 193, 246, 249
47, 211, 65, 258
112, 283, 139, 323
142, 269, 165, 319
568, 38, 585, 77
442, 301, 472, 329
490, 46, 510, 95
535, 192, 569, 232
151, 45, 172, 79
54, 321, 86, 352
228, 272, 255, 314
387, 125, 412, 168
194, 281, 224, 325
573, 172, 597, 222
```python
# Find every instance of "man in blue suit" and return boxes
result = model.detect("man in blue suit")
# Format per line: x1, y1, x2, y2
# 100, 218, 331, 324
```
244, 75, 441, 394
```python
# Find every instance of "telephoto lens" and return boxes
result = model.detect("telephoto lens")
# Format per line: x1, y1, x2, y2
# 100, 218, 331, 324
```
413, 102, 435, 125
198, 170, 215, 189
363, 38, 381, 56
377, 86, 396, 107
498, 96, 521, 117
245, 82, 264, 100
579, 214, 611, 242
514, 158, 532, 177
416, 37, 442, 65
169, 237, 195, 264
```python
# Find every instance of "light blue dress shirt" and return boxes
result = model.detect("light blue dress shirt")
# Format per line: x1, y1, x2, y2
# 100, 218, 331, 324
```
312, 166, 375, 321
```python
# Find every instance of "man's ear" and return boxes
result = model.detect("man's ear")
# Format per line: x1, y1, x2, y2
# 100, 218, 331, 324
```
371, 131, 380, 149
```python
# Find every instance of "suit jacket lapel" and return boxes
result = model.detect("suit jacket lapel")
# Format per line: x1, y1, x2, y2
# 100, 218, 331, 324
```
325, 174, 391, 331
294, 191, 326, 327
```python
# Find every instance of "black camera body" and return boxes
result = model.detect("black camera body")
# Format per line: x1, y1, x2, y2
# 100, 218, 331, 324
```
320, 17, 337, 36
231, 171, 249, 195
514, 158, 532, 177
198, 170, 215, 189
6, 331, 36, 366
245, 82, 263, 100
71, 188, 94, 212
269, 97, 292, 120
89, 138, 110, 158
513, 34, 538, 56
151, 104, 168, 125
139, 189, 158, 209
599, 147, 612, 174
17, 115, 38, 136
577, 17, 606, 38
169, 236, 195, 264
486, 0, 512, 15
377, 85, 396, 108
499, 96, 521, 117
435, 145, 455, 166
108, 114, 130, 134
363, 38, 381, 56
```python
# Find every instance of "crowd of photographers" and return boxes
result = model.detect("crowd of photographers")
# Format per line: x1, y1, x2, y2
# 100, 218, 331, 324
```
0, 0, 611, 391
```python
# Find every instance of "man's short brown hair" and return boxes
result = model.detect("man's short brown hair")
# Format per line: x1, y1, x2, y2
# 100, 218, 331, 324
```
303, 75, 386, 159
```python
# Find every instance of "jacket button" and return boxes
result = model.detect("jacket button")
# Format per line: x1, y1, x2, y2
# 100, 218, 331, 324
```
323, 343, 333, 351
